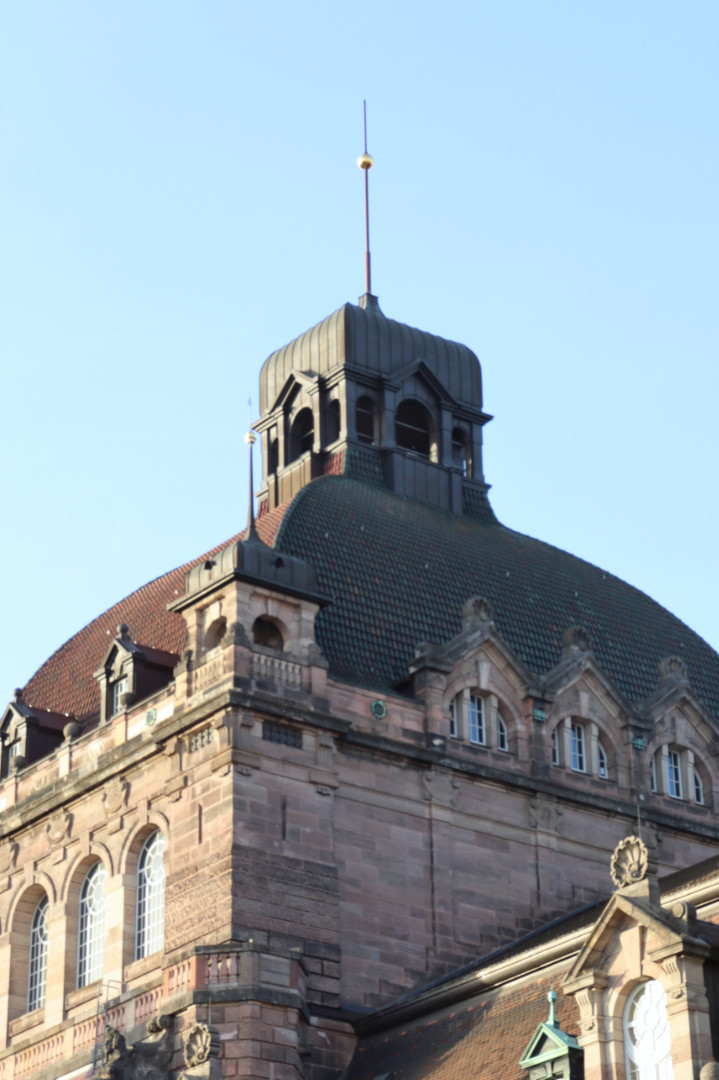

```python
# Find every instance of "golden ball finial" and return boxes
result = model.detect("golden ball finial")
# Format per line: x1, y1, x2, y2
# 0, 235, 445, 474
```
357, 151, 374, 170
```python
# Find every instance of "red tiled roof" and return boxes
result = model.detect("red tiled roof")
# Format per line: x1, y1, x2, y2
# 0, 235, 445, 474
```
345, 976, 578, 1080
22, 534, 245, 723
21, 508, 291, 725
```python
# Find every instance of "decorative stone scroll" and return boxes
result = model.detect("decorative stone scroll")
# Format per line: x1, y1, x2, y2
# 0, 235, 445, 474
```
610, 835, 647, 889
183, 1024, 220, 1069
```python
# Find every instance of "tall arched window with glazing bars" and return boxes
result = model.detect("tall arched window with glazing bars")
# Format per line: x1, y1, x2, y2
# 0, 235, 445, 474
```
135, 832, 166, 959
77, 863, 106, 987
27, 897, 49, 1011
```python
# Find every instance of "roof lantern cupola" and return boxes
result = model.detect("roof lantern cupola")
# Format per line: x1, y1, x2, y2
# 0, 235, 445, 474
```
253, 105, 494, 520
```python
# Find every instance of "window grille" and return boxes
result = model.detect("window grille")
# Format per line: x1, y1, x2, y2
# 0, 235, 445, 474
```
667, 751, 683, 799
136, 832, 166, 959
570, 723, 586, 772
77, 863, 106, 987
623, 980, 674, 1080
468, 695, 485, 745
27, 897, 48, 1011
262, 721, 302, 748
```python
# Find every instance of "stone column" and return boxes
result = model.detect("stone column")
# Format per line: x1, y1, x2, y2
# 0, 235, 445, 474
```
562, 971, 610, 1080
652, 941, 712, 1080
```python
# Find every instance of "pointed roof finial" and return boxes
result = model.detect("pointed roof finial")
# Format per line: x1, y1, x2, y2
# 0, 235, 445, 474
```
357, 99, 374, 300
547, 989, 558, 1026
244, 428, 258, 541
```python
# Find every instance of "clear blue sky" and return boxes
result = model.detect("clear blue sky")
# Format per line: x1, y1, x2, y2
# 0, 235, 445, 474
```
1, 2, 718, 707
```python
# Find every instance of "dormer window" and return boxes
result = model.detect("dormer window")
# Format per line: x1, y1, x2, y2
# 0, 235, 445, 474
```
552, 718, 611, 780
649, 745, 708, 805
112, 676, 129, 716
449, 690, 510, 752
94, 624, 177, 722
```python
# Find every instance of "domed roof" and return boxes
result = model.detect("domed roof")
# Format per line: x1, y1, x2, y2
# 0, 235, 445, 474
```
272, 476, 719, 714
20, 476, 719, 723
259, 300, 484, 414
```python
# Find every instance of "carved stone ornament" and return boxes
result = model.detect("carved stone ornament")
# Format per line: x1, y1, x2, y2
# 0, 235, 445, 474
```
610, 835, 648, 889
104, 778, 129, 817
528, 796, 562, 834
658, 656, 688, 687
0, 841, 18, 875
462, 595, 494, 627
422, 766, 460, 806
46, 808, 72, 846
183, 1024, 220, 1068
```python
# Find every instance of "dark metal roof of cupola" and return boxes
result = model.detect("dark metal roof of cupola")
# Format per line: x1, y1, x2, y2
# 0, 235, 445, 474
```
259, 300, 484, 413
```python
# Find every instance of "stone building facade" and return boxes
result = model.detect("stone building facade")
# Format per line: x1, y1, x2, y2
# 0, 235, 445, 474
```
2, 293, 719, 1080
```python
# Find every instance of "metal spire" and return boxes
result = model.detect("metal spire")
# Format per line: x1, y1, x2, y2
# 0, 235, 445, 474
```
244, 428, 258, 541
357, 100, 374, 298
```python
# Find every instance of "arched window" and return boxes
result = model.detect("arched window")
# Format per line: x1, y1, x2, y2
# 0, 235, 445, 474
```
552, 719, 611, 779
27, 897, 48, 1011
449, 691, 510, 751
694, 768, 705, 805
205, 617, 227, 651
395, 400, 437, 460
598, 742, 609, 779
77, 863, 106, 987
136, 832, 166, 960
356, 396, 377, 445
623, 980, 674, 1080
252, 616, 285, 651
650, 746, 707, 804
289, 408, 314, 461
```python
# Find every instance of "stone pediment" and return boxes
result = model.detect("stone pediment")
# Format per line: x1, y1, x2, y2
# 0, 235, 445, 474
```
263, 370, 319, 418
410, 603, 541, 700
565, 891, 683, 987
385, 358, 461, 410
